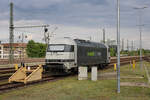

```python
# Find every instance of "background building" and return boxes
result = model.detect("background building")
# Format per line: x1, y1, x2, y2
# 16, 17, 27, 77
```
0, 43, 4, 59
0, 43, 27, 59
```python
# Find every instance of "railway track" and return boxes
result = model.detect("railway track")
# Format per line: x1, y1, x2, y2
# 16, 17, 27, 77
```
0, 56, 142, 93
144, 56, 150, 62
0, 57, 140, 82
0, 75, 11, 81
0, 58, 44, 65
0, 56, 139, 70
0, 65, 38, 74
0, 57, 140, 93
0, 75, 65, 93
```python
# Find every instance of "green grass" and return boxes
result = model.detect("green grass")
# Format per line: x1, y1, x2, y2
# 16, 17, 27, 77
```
119, 62, 148, 83
0, 62, 150, 100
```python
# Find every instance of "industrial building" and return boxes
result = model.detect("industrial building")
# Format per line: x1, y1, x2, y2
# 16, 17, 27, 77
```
0, 43, 27, 59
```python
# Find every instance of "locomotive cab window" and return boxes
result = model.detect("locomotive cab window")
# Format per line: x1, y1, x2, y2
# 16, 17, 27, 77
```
48, 44, 74, 52
49, 45, 64, 51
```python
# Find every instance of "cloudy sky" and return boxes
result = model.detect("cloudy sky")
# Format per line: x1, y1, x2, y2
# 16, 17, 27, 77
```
0, 0, 150, 49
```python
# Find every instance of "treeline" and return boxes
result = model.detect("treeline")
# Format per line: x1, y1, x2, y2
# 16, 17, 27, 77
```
110, 48, 150, 57
26, 40, 150, 58
26, 40, 47, 58
121, 49, 150, 56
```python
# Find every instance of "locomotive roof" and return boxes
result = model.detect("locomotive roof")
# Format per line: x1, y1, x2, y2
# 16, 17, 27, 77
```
49, 37, 108, 48
74, 39, 107, 48
49, 37, 76, 45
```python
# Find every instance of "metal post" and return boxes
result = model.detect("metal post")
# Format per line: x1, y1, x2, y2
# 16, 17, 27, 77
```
133, 6, 148, 69
89, 36, 92, 41
9, 2, 14, 64
122, 38, 124, 51
127, 39, 129, 51
131, 40, 134, 51
139, 10, 143, 69
103, 28, 105, 43
117, 0, 120, 93
21, 33, 24, 65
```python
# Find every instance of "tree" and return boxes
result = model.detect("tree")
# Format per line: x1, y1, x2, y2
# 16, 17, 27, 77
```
26, 40, 47, 58
110, 48, 116, 57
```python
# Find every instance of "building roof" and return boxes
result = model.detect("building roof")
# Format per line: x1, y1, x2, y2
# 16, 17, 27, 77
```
2, 43, 27, 48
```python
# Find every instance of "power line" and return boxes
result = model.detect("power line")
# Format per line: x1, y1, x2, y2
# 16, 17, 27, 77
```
14, 25, 49, 29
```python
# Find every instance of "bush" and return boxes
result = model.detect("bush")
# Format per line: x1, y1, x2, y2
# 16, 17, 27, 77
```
26, 40, 47, 58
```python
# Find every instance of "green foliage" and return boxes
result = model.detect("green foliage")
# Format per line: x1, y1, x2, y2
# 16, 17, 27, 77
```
120, 49, 150, 56
142, 49, 150, 56
110, 48, 116, 57
26, 40, 47, 58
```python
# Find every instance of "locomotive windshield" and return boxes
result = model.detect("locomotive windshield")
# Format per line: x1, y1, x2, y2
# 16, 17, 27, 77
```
48, 44, 74, 52
49, 45, 64, 51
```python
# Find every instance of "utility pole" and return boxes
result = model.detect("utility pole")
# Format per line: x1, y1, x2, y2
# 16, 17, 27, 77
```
90, 36, 91, 41
103, 28, 105, 43
9, 2, 14, 64
19, 33, 27, 66
133, 6, 148, 69
8, 2, 50, 65
127, 39, 129, 51
88, 36, 92, 41
117, 0, 120, 93
122, 38, 124, 51
131, 40, 134, 51
47, 27, 58, 44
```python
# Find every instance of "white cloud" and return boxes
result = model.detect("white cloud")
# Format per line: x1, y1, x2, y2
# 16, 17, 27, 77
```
0, 19, 149, 49
0, 0, 149, 49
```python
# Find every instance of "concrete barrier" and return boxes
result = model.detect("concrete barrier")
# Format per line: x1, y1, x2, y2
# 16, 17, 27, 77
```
78, 66, 88, 80
91, 66, 97, 81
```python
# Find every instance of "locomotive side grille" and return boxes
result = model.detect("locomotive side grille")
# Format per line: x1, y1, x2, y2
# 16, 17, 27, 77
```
46, 59, 74, 63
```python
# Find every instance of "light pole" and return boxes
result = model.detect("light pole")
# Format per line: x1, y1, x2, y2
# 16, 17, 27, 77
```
117, 0, 120, 93
133, 6, 148, 69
